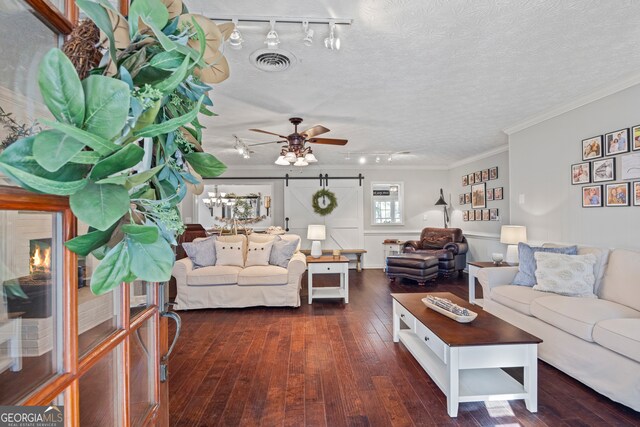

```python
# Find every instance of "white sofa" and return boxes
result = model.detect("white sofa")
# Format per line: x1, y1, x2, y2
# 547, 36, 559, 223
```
477, 247, 640, 411
172, 234, 307, 309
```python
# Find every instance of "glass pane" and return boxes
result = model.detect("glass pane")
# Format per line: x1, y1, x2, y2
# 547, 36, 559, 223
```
0, 210, 62, 404
129, 281, 150, 318
130, 318, 155, 426
79, 345, 122, 427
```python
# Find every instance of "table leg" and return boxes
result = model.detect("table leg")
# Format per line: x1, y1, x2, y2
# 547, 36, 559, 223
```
524, 344, 538, 412
468, 264, 478, 304
344, 270, 349, 303
447, 347, 459, 417
308, 271, 313, 305
356, 254, 362, 272
392, 302, 399, 342
10, 317, 22, 372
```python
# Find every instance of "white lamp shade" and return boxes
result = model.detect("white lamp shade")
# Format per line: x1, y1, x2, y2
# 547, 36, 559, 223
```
304, 152, 318, 162
500, 225, 527, 245
307, 224, 326, 240
284, 151, 297, 162
275, 155, 289, 165
294, 157, 308, 166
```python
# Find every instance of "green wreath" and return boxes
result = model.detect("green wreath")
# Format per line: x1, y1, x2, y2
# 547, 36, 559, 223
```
233, 199, 253, 220
312, 189, 338, 216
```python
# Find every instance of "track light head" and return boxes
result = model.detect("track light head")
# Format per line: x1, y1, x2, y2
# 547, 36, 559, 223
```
302, 20, 314, 46
229, 18, 243, 49
324, 21, 340, 50
265, 19, 280, 49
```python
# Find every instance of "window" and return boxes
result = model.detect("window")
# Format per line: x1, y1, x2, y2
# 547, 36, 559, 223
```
371, 182, 404, 225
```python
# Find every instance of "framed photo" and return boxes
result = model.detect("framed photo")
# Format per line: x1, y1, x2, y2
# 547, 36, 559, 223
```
605, 182, 630, 206
494, 187, 503, 200
592, 157, 615, 182
481, 169, 489, 182
487, 188, 494, 201
571, 162, 591, 185
632, 125, 640, 151
475, 210, 482, 221
459, 194, 465, 205
471, 183, 486, 209
582, 185, 602, 208
468, 173, 475, 185
462, 175, 468, 187
490, 208, 499, 220
463, 211, 468, 221
474, 171, 481, 183
582, 135, 603, 160
634, 182, 640, 206
467, 210, 474, 221
621, 153, 640, 180
489, 167, 498, 180
464, 193, 471, 204
604, 128, 630, 156
482, 209, 490, 221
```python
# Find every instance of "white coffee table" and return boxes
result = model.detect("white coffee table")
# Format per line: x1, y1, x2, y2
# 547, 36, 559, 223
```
307, 255, 349, 304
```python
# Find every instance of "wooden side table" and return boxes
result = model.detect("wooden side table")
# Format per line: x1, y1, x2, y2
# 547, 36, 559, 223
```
307, 255, 350, 304
467, 261, 518, 306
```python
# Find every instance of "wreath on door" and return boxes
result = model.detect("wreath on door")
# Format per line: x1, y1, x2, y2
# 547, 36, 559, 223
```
312, 189, 338, 216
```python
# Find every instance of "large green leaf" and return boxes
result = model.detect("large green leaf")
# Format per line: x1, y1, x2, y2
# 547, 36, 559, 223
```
76, 0, 117, 70
90, 143, 145, 180
153, 55, 190, 94
129, 0, 168, 36
122, 224, 159, 244
96, 164, 164, 189
185, 152, 227, 178
134, 97, 203, 138
41, 119, 120, 156
90, 241, 131, 295
37, 49, 85, 127
82, 76, 130, 140
1, 163, 87, 195
70, 151, 102, 165
33, 130, 86, 172
127, 236, 174, 282
69, 182, 130, 231
149, 51, 186, 70
65, 222, 118, 256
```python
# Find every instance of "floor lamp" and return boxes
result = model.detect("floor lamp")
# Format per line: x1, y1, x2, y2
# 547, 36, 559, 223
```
434, 189, 449, 228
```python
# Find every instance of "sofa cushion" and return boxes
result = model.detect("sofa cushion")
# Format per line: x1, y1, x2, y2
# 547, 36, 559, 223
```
593, 319, 640, 363
599, 248, 640, 312
182, 236, 216, 269
420, 227, 462, 249
512, 243, 577, 286
544, 244, 610, 292
248, 233, 278, 244
270, 237, 300, 268
187, 266, 243, 286
246, 241, 274, 267
238, 266, 288, 286
490, 285, 550, 316
215, 241, 245, 267
216, 234, 248, 262
530, 296, 640, 342
279, 234, 302, 251
532, 252, 597, 298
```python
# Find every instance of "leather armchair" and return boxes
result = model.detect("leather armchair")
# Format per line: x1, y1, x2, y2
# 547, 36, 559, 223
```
402, 227, 468, 276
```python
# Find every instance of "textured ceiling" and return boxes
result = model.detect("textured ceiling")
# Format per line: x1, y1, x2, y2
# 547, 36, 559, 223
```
187, 0, 640, 169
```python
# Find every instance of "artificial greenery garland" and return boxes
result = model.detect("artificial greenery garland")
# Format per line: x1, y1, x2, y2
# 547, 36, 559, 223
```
312, 189, 338, 216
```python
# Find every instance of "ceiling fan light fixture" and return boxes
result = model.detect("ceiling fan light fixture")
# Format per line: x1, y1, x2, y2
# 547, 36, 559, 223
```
229, 18, 243, 49
304, 152, 318, 162
294, 157, 308, 167
284, 151, 297, 162
265, 20, 280, 49
275, 155, 289, 165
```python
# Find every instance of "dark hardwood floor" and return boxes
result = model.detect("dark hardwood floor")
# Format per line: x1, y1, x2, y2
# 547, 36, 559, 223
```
168, 269, 640, 426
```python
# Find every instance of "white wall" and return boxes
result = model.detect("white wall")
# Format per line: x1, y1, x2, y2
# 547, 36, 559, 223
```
509, 84, 640, 248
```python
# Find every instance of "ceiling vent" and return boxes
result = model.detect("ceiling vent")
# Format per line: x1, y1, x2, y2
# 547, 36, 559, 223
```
250, 48, 296, 72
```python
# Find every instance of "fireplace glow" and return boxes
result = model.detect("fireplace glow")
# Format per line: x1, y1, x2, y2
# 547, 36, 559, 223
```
30, 241, 52, 274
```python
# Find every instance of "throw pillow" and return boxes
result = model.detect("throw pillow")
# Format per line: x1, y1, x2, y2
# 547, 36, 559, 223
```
533, 252, 597, 298
270, 236, 300, 268
182, 236, 216, 269
214, 240, 245, 267
512, 242, 578, 286
246, 241, 274, 267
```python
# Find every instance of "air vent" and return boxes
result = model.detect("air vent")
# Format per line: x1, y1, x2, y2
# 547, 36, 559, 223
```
250, 48, 296, 72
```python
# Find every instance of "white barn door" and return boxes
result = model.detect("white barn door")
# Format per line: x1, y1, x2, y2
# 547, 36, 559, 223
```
284, 179, 364, 251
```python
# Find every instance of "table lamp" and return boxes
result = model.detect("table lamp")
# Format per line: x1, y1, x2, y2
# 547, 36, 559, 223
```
307, 225, 326, 258
500, 225, 527, 264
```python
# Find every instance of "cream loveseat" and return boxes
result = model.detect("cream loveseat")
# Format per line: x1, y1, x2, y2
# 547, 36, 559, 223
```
477, 247, 640, 411
172, 234, 306, 309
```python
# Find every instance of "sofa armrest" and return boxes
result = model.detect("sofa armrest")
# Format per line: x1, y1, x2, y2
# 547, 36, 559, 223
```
402, 240, 421, 252
287, 252, 307, 285
444, 241, 468, 255
476, 266, 519, 301
172, 257, 193, 288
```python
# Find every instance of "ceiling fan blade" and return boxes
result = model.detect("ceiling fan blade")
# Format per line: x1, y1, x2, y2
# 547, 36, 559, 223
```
247, 140, 287, 147
249, 128, 289, 139
301, 125, 330, 138
308, 138, 348, 146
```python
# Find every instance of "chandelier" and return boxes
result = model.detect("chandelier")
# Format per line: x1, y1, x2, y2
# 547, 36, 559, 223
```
202, 186, 234, 215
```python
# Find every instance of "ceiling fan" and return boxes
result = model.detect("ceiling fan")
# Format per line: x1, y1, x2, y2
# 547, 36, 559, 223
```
248, 117, 348, 166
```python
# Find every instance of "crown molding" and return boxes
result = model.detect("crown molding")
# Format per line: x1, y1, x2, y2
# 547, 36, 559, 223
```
223, 163, 449, 172
503, 72, 640, 135
448, 145, 509, 169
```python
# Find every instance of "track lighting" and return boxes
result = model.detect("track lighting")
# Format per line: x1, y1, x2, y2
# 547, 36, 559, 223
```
387, 154, 393, 162
345, 152, 351, 160
324, 21, 340, 50
265, 20, 280, 49
229, 18, 243, 49
359, 156, 366, 164
302, 20, 314, 46
375, 156, 380, 163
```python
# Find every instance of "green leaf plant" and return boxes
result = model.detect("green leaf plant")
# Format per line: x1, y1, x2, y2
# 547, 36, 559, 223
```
0, 0, 231, 295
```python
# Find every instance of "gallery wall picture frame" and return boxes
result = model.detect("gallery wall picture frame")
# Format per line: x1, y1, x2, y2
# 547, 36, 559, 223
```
494, 187, 503, 200
582, 185, 603, 208
475, 210, 482, 221
471, 182, 486, 209
571, 162, 591, 185
582, 135, 603, 160
482, 209, 490, 221
489, 167, 498, 180
482, 169, 489, 182
474, 171, 482, 183
464, 193, 471, 204
467, 210, 474, 221
633, 125, 640, 152
462, 175, 468, 186
468, 173, 475, 185
463, 211, 469, 221
487, 188, 494, 201
633, 181, 640, 206
490, 208, 499, 220
459, 194, 465, 205
592, 157, 616, 182
605, 182, 630, 207
620, 152, 640, 180
604, 128, 630, 156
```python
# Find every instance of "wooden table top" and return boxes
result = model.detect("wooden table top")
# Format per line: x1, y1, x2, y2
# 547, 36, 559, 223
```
301, 249, 367, 255
391, 292, 542, 347
468, 261, 518, 268
306, 255, 350, 264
